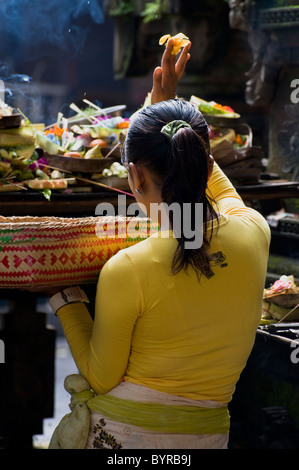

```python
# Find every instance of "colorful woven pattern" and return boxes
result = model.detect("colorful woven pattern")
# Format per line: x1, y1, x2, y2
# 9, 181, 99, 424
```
0, 216, 158, 288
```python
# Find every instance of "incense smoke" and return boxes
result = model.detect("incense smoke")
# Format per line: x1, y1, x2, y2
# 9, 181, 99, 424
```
0, 1, 106, 122
0, 0, 105, 54
0, 63, 42, 120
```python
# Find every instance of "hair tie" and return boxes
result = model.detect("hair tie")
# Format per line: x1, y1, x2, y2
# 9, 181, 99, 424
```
160, 120, 192, 140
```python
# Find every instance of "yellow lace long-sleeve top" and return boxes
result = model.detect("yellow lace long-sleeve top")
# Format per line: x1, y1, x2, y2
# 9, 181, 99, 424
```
57, 163, 270, 404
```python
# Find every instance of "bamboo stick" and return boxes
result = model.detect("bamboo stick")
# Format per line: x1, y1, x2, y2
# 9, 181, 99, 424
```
45, 163, 134, 197
277, 303, 299, 324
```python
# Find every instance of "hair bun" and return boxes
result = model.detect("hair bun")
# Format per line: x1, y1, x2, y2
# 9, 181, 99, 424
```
161, 120, 192, 140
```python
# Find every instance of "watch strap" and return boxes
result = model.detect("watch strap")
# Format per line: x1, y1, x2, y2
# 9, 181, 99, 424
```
49, 286, 89, 314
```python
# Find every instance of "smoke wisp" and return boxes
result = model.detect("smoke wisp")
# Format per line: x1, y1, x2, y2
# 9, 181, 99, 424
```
0, 0, 105, 53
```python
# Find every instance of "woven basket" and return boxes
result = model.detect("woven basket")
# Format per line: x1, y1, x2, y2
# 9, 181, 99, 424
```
0, 215, 158, 288
262, 301, 299, 322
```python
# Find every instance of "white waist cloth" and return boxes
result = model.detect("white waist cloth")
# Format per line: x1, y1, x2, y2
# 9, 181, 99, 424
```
85, 381, 229, 449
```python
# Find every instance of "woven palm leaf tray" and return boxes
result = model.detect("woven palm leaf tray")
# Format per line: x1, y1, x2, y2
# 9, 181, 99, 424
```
262, 275, 299, 322
0, 215, 158, 288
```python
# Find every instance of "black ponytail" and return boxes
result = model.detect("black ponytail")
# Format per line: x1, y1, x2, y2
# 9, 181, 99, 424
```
123, 99, 218, 279
164, 126, 217, 278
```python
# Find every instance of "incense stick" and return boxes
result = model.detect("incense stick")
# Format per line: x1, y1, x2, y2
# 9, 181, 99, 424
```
44, 104, 127, 130
83, 99, 104, 113
45, 163, 134, 197
0, 174, 28, 191
104, 141, 121, 159
69, 103, 97, 124
277, 303, 299, 324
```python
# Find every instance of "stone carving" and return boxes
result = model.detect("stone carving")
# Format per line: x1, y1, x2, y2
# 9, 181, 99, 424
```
245, 30, 283, 106
228, 0, 299, 181
278, 104, 299, 181
228, 0, 251, 32
229, 1, 284, 106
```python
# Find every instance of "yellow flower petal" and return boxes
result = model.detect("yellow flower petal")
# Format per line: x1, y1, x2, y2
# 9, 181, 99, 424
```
173, 32, 189, 41
159, 32, 190, 55
172, 46, 181, 55
159, 34, 171, 45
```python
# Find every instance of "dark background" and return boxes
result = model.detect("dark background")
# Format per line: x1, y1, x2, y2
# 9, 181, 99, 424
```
0, 1, 152, 124
0, 0, 267, 148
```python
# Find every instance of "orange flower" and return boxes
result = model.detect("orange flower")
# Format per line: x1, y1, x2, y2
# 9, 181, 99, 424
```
234, 134, 244, 146
214, 103, 235, 113
116, 121, 130, 129
159, 33, 190, 55
45, 125, 65, 137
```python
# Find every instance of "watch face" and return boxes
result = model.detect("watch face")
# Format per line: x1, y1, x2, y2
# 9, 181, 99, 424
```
49, 287, 88, 315
61, 290, 69, 302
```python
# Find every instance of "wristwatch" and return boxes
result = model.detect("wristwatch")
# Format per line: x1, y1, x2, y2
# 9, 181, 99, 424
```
49, 286, 89, 314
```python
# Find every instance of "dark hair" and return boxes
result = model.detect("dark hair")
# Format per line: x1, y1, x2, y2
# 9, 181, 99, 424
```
123, 98, 218, 278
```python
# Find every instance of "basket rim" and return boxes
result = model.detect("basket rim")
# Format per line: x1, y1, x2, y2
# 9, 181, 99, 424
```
0, 215, 156, 232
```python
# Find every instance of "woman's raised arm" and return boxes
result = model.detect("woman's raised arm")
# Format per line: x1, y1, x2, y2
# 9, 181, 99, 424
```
151, 38, 191, 105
